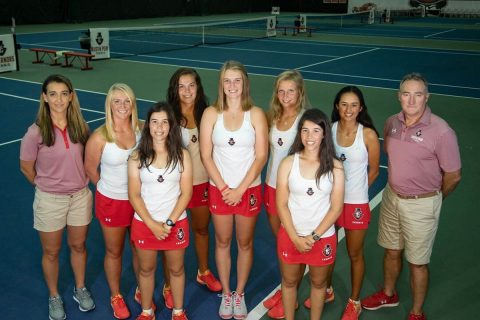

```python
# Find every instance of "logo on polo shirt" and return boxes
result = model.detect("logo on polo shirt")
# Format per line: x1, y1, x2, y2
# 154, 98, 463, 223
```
340, 153, 347, 161
228, 138, 235, 146
323, 244, 332, 257
306, 187, 314, 196
391, 128, 397, 134
416, 129, 422, 137
277, 138, 283, 146
191, 135, 197, 143
157, 175, 164, 183
353, 207, 363, 220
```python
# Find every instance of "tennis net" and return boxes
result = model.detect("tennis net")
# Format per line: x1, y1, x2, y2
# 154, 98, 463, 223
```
107, 16, 275, 57
301, 11, 372, 31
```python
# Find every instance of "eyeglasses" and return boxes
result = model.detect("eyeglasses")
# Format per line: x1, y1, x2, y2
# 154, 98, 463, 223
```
112, 99, 132, 106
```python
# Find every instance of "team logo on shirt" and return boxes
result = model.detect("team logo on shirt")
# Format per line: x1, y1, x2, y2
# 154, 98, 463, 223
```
411, 130, 424, 143
157, 175, 164, 183
306, 187, 314, 196
416, 129, 422, 137
228, 138, 235, 146
191, 135, 197, 143
176, 228, 185, 241
353, 207, 363, 220
340, 153, 347, 161
323, 244, 332, 257
249, 194, 257, 206
277, 138, 283, 146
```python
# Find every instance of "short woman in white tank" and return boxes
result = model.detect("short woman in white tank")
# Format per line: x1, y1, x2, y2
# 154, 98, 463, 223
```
276, 109, 344, 320
167, 68, 221, 294
262, 70, 309, 315
327, 86, 380, 318
200, 61, 268, 318
84, 83, 142, 316
128, 102, 193, 319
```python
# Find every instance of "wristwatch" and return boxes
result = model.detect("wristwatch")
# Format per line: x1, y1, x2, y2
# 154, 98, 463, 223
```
311, 231, 321, 242
165, 219, 176, 227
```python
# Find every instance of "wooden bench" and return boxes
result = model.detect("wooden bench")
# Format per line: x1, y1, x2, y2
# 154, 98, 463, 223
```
62, 51, 95, 71
276, 25, 315, 37
29, 48, 61, 66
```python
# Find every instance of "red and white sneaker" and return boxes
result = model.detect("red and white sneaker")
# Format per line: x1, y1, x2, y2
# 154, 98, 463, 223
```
361, 289, 399, 310
408, 312, 426, 320
134, 287, 157, 311
111, 294, 130, 319
163, 285, 174, 309
304, 286, 334, 309
136, 311, 155, 320
196, 270, 222, 292
341, 299, 362, 320
263, 289, 282, 310
172, 310, 189, 320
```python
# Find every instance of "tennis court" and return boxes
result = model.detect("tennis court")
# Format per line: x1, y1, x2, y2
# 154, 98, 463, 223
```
0, 10, 479, 320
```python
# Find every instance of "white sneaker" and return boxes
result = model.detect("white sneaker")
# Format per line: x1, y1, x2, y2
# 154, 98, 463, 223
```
219, 292, 233, 319
233, 292, 247, 320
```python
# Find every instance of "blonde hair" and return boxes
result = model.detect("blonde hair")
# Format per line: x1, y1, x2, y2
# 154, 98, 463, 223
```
267, 70, 308, 125
37, 74, 89, 146
214, 60, 254, 112
96, 83, 141, 142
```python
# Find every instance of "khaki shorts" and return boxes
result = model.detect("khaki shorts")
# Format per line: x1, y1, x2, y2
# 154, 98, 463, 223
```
33, 187, 93, 232
377, 184, 442, 265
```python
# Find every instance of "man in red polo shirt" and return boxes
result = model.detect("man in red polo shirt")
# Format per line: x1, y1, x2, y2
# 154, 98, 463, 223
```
361, 73, 462, 320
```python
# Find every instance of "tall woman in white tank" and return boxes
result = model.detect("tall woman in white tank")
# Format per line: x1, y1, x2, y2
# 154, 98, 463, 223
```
84, 83, 142, 319
276, 109, 344, 320
327, 86, 380, 320
200, 60, 268, 319
165, 68, 221, 301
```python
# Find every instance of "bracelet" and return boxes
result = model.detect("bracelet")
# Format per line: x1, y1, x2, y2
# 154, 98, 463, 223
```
220, 185, 229, 193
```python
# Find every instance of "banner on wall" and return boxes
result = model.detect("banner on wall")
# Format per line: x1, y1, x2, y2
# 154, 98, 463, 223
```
267, 16, 277, 37
0, 34, 18, 73
89, 28, 110, 60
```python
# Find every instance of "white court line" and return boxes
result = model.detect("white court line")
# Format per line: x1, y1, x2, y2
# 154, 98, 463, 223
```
247, 188, 385, 320
297, 48, 380, 70
0, 117, 105, 147
424, 28, 456, 38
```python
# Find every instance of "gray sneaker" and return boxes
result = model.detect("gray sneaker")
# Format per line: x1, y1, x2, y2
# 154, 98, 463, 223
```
48, 296, 66, 320
233, 292, 247, 319
73, 287, 95, 312
218, 292, 233, 319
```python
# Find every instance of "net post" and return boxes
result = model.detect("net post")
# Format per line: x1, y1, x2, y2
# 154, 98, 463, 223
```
202, 25, 205, 44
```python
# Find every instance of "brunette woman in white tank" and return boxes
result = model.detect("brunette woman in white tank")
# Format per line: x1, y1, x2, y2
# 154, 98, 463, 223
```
200, 60, 268, 319
276, 109, 344, 320
327, 86, 380, 320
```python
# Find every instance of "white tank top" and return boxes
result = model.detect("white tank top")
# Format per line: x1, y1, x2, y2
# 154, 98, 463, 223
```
181, 127, 208, 185
211, 111, 260, 188
97, 133, 140, 200
133, 162, 187, 222
287, 153, 335, 238
332, 122, 369, 203
265, 113, 302, 188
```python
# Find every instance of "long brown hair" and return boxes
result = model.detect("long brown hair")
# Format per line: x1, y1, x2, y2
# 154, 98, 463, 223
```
289, 109, 338, 186
136, 102, 184, 173
36, 74, 89, 146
